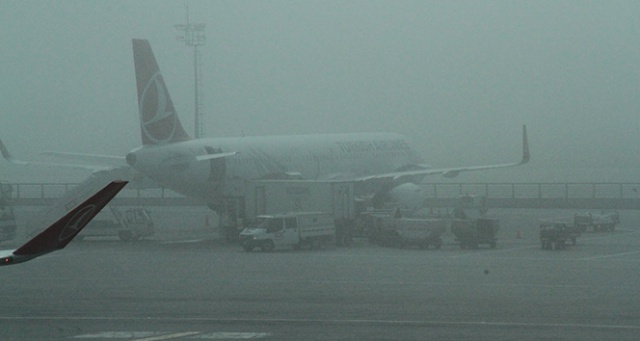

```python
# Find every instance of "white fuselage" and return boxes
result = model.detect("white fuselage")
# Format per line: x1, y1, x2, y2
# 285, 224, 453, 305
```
126, 132, 424, 206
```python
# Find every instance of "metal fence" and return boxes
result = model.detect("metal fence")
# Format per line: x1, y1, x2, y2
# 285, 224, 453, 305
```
7, 183, 184, 200
7, 182, 640, 201
420, 183, 640, 200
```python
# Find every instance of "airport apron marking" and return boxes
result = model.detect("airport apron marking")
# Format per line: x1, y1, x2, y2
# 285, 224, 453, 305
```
72, 331, 271, 339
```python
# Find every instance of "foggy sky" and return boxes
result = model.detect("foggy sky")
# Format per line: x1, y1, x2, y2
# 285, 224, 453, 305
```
1, 0, 639, 184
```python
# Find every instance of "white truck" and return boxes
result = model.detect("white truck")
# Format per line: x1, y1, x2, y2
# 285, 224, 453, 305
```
221, 180, 356, 245
239, 212, 336, 252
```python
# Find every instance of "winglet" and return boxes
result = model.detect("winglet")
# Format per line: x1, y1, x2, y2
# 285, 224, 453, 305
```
0, 138, 9, 160
0, 181, 128, 266
0, 139, 24, 164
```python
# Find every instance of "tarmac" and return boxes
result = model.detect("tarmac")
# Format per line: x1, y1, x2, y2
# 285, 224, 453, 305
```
1, 207, 639, 340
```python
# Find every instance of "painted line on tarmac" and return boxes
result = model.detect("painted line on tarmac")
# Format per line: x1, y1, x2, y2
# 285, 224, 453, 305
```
132, 331, 201, 341
191, 332, 271, 339
580, 250, 640, 260
5, 316, 640, 331
448, 244, 538, 258
73, 331, 158, 338
579, 230, 640, 242
73, 331, 271, 340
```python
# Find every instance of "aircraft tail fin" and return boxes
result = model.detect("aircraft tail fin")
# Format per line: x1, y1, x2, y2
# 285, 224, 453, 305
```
13, 181, 128, 257
132, 39, 191, 145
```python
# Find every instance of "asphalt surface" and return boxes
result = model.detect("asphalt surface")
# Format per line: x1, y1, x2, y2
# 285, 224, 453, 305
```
1, 208, 640, 340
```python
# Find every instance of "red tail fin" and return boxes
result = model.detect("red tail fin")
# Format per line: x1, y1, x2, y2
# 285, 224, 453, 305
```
132, 39, 191, 145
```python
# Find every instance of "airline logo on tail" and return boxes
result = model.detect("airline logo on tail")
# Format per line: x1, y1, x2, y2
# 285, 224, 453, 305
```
0, 181, 127, 266
133, 39, 191, 145
58, 205, 96, 241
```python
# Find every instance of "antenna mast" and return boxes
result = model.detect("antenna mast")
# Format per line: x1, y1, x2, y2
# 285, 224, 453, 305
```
174, 4, 206, 138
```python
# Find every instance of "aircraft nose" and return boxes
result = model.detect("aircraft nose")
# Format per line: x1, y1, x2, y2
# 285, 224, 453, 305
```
125, 152, 137, 166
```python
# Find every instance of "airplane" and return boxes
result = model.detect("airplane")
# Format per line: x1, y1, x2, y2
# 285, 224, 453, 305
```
1, 39, 528, 236
0, 180, 127, 266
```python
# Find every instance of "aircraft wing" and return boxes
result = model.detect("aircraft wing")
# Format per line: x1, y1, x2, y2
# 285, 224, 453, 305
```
0, 180, 128, 266
40, 151, 127, 168
0, 138, 114, 171
1, 138, 157, 188
357, 125, 530, 182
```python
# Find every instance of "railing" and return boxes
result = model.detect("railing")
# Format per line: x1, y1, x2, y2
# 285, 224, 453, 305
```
6, 183, 184, 200
6, 182, 640, 200
419, 183, 640, 200
5, 182, 640, 209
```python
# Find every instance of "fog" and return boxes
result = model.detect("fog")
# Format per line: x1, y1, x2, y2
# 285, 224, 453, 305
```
1, 1, 639, 184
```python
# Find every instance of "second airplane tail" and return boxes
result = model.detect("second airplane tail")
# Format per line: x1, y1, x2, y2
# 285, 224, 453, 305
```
132, 39, 191, 145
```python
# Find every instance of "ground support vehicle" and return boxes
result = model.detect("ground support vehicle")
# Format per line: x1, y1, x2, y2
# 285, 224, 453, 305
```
451, 218, 500, 249
80, 206, 154, 241
574, 211, 620, 232
539, 222, 580, 250
239, 212, 335, 252
221, 180, 355, 245
369, 212, 446, 249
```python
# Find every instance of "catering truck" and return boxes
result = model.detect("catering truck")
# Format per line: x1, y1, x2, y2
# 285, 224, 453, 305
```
239, 212, 335, 252
221, 180, 356, 245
